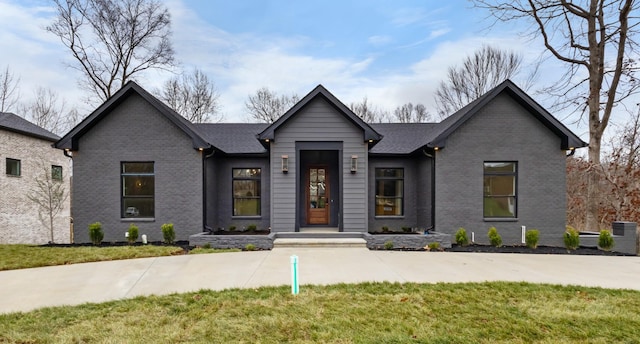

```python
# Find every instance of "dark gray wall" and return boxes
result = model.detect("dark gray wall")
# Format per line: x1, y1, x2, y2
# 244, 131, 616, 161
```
368, 155, 432, 232
72, 93, 203, 242
434, 93, 567, 246
270, 97, 368, 232
208, 156, 270, 231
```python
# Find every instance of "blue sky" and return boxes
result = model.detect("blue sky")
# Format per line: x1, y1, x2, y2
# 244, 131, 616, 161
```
0, 0, 593, 137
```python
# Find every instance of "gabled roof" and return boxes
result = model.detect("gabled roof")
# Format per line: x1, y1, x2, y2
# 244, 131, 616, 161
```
54, 81, 211, 151
369, 123, 439, 154
257, 84, 383, 145
195, 123, 268, 154
0, 112, 60, 142
427, 79, 588, 150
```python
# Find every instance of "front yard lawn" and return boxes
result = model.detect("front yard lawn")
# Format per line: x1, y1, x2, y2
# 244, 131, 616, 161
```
1, 281, 640, 343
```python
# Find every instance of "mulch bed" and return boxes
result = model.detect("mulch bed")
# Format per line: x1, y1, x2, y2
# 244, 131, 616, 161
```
212, 230, 271, 235
445, 244, 634, 256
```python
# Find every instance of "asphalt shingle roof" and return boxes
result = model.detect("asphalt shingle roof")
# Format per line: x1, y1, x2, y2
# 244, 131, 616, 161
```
369, 123, 439, 154
0, 112, 60, 142
195, 123, 269, 154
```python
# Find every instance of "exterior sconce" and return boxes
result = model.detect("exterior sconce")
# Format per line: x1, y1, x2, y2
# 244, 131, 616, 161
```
351, 155, 358, 174
282, 155, 289, 173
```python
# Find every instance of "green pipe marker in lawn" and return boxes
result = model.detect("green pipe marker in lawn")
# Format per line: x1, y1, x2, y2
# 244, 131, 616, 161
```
290, 255, 299, 295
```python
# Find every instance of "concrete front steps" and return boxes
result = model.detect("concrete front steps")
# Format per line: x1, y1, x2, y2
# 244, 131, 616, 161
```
272, 231, 367, 248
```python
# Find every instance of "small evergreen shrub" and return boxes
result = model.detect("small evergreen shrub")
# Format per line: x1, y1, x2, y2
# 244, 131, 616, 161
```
381, 226, 390, 233
247, 224, 257, 232
88, 222, 103, 246
598, 230, 614, 251
455, 227, 469, 246
488, 226, 502, 247
245, 243, 257, 251
525, 229, 540, 249
402, 226, 412, 233
383, 240, 394, 250
203, 243, 211, 249
427, 242, 442, 251
228, 225, 236, 231
161, 223, 175, 244
127, 223, 139, 244
564, 226, 580, 250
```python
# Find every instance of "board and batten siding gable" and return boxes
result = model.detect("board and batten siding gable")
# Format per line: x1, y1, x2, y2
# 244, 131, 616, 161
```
434, 92, 566, 246
72, 93, 203, 242
270, 97, 368, 232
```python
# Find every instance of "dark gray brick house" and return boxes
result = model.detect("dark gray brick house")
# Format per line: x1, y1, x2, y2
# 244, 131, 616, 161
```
55, 80, 586, 246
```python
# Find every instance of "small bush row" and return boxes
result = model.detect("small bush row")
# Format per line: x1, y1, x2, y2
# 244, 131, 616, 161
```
88, 222, 176, 245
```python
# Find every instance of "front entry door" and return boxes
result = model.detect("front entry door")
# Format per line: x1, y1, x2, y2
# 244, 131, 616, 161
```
307, 167, 329, 225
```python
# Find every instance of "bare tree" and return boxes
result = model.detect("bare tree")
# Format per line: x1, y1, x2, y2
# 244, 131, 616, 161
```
28, 162, 68, 244
47, 0, 175, 102
434, 45, 532, 118
245, 87, 299, 123
21, 87, 79, 135
349, 97, 388, 123
157, 69, 222, 123
391, 103, 431, 123
0, 65, 20, 112
473, 0, 639, 232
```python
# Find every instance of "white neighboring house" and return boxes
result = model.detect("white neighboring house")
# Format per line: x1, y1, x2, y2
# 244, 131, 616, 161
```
0, 112, 71, 244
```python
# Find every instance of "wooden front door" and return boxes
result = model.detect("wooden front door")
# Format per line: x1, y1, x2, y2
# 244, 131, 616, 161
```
307, 166, 329, 225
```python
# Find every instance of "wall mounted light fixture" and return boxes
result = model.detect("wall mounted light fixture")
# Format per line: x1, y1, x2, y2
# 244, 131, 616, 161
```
351, 155, 358, 173
282, 155, 289, 173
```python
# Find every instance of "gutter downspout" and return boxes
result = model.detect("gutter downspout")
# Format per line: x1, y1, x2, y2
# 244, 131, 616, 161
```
423, 149, 436, 232
62, 149, 73, 242
202, 148, 215, 233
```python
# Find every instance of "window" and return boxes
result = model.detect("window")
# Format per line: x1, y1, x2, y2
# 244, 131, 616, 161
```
121, 162, 154, 218
6, 158, 20, 176
52, 165, 63, 181
233, 168, 261, 216
483, 162, 517, 218
375, 168, 404, 216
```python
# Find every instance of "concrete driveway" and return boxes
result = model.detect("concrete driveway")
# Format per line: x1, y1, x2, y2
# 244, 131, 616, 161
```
1, 248, 639, 314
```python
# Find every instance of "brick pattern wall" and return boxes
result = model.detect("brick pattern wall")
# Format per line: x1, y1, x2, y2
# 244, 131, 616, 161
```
71, 94, 203, 243
435, 93, 567, 247
0, 130, 71, 244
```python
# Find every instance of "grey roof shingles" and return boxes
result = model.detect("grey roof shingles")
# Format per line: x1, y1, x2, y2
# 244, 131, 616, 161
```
0, 112, 60, 142
195, 123, 268, 154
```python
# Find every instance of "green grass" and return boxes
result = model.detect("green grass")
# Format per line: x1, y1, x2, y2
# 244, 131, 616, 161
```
0, 245, 185, 271
189, 247, 241, 254
1, 282, 639, 343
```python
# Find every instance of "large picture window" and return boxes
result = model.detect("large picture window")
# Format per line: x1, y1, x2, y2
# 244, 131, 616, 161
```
483, 162, 517, 218
375, 168, 404, 216
122, 162, 154, 218
233, 168, 261, 216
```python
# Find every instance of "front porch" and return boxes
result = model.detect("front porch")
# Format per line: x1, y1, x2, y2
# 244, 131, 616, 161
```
189, 229, 452, 250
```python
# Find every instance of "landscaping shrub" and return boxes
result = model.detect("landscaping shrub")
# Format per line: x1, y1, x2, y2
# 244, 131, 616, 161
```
228, 225, 236, 231
161, 223, 175, 244
245, 243, 257, 251
455, 227, 469, 246
427, 242, 442, 251
598, 230, 614, 251
203, 243, 211, 249
383, 240, 394, 250
488, 226, 502, 247
564, 226, 580, 250
402, 226, 412, 233
246, 224, 257, 232
381, 226, 390, 233
127, 224, 139, 244
88, 222, 103, 246
525, 229, 540, 249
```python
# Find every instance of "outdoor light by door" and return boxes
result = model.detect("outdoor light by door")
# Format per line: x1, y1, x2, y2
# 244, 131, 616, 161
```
281, 155, 289, 173
351, 155, 358, 174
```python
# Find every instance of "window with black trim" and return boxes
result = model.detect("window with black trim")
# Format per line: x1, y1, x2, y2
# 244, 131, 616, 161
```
6, 158, 20, 176
52, 165, 63, 181
233, 168, 261, 216
121, 162, 154, 218
375, 168, 404, 216
483, 162, 517, 218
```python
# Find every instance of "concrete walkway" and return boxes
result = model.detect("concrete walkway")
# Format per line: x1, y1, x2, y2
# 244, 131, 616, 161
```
1, 248, 640, 314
